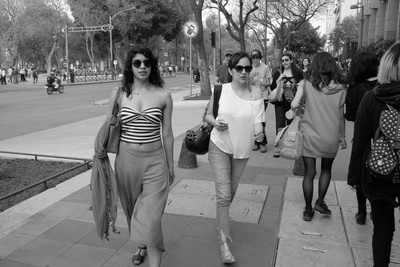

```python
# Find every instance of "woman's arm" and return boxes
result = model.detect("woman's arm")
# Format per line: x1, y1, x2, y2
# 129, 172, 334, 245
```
204, 92, 229, 131
162, 91, 175, 184
291, 80, 304, 110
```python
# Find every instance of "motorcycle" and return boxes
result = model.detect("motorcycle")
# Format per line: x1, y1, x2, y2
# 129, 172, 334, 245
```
45, 76, 64, 95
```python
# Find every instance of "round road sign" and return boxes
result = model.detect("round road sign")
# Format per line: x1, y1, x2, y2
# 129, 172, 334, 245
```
183, 21, 199, 38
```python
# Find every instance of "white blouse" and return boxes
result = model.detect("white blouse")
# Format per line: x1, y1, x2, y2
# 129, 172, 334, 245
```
210, 83, 265, 159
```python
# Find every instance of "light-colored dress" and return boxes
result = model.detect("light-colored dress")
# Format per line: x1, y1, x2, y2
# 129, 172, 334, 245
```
210, 83, 265, 159
300, 80, 346, 158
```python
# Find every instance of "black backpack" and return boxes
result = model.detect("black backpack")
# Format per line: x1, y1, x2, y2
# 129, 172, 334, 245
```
366, 105, 400, 183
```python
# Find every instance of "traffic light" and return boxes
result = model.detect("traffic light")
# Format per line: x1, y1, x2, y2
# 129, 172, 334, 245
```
211, 30, 216, 47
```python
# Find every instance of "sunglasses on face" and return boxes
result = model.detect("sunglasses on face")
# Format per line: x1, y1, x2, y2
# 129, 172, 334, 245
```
132, 59, 152, 68
281, 58, 290, 63
252, 56, 261, 59
232, 65, 253, 73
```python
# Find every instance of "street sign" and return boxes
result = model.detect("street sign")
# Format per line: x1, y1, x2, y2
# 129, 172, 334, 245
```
113, 60, 117, 65
183, 21, 199, 38
180, 57, 185, 61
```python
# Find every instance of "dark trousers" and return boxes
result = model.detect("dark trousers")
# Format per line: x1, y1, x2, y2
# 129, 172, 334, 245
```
371, 199, 396, 267
274, 102, 292, 134
254, 100, 269, 146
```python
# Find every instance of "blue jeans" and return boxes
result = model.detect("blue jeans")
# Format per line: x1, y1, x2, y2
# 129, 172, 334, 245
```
208, 141, 248, 242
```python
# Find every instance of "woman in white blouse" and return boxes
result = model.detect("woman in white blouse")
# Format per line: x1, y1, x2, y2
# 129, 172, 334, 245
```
205, 51, 265, 264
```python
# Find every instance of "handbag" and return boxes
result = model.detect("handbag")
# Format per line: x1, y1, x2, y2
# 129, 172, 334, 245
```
184, 85, 222, 155
274, 115, 303, 160
268, 80, 283, 103
106, 88, 122, 154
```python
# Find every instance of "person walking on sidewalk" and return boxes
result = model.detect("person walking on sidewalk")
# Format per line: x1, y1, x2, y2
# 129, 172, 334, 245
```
107, 46, 175, 267
291, 52, 347, 222
204, 51, 265, 264
270, 53, 303, 158
347, 42, 400, 267
345, 51, 379, 225
215, 49, 233, 84
250, 49, 272, 153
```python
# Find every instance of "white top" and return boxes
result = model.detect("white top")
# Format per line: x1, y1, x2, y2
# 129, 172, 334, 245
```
211, 83, 265, 159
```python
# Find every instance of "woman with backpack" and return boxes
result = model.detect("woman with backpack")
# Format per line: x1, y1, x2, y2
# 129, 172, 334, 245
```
290, 52, 347, 222
348, 42, 400, 267
345, 51, 380, 225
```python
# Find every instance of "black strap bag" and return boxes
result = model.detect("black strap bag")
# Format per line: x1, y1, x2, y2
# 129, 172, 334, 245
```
184, 85, 222, 155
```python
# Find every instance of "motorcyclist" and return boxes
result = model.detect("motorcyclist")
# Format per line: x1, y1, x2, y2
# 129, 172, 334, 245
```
47, 71, 60, 89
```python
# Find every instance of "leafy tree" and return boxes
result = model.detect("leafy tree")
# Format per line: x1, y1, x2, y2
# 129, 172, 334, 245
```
328, 26, 345, 56
174, 0, 212, 96
252, 0, 334, 58
208, 0, 260, 51
289, 21, 325, 55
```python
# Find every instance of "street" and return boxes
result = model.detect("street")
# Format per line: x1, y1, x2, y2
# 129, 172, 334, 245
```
0, 75, 193, 141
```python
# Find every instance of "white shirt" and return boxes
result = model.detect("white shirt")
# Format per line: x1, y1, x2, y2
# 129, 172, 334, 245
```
211, 83, 265, 159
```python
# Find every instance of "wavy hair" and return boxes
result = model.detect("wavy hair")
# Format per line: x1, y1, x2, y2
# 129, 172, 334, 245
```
377, 41, 400, 84
347, 51, 379, 85
122, 46, 164, 97
307, 52, 345, 91
280, 53, 303, 80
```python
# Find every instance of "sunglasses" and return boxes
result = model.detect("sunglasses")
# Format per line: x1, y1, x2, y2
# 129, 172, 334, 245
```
132, 59, 152, 68
281, 58, 290, 63
252, 56, 261, 59
232, 65, 253, 73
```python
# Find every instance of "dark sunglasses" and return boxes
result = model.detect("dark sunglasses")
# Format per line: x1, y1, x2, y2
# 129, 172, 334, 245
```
232, 65, 253, 73
132, 59, 152, 68
281, 58, 290, 62
252, 56, 261, 59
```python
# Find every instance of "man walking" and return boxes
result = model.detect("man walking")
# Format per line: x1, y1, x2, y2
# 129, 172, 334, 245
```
250, 49, 272, 153
215, 49, 233, 84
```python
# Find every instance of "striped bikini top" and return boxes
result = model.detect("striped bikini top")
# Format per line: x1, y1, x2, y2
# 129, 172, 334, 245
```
119, 106, 163, 144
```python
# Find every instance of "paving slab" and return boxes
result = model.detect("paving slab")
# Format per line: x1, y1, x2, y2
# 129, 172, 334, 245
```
284, 177, 338, 206
335, 180, 371, 208
0, 232, 35, 259
4, 237, 73, 266
165, 179, 269, 224
275, 238, 354, 267
279, 201, 347, 246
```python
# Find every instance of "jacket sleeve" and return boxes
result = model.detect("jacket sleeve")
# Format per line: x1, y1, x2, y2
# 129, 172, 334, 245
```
270, 70, 280, 90
345, 86, 356, 122
347, 92, 373, 186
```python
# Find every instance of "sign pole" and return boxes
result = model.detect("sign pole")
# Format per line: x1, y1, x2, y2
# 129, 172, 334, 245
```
189, 38, 192, 96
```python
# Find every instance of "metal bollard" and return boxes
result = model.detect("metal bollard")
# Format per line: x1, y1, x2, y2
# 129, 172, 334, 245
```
177, 141, 198, 169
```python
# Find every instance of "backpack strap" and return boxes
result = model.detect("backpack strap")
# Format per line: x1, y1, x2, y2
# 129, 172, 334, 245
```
111, 87, 122, 116
213, 84, 223, 118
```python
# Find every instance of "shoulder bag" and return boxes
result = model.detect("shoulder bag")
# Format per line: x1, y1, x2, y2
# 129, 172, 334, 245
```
184, 85, 222, 155
106, 88, 122, 154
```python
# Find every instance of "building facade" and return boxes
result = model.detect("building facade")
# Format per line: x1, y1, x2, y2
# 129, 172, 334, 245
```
355, 0, 400, 46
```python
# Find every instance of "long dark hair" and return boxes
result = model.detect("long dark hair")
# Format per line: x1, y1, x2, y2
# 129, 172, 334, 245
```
308, 52, 345, 91
347, 51, 379, 85
228, 51, 252, 68
122, 46, 164, 97
280, 53, 303, 80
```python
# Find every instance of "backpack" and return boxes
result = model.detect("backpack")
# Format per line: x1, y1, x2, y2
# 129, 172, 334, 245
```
366, 106, 400, 183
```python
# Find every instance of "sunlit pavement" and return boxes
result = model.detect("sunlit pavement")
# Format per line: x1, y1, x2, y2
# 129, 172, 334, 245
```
0, 83, 398, 266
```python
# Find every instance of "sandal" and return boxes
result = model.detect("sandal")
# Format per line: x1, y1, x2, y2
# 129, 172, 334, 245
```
132, 246, 147, 265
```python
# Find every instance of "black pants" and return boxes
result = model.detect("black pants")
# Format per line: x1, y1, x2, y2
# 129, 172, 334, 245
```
371, 199, 396, 267
274, 102, 292, 134
254, 100, 269, 146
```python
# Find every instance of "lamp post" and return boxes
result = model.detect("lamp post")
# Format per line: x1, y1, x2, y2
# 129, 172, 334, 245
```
109, 6, 136, 78
350, 3, 364, 49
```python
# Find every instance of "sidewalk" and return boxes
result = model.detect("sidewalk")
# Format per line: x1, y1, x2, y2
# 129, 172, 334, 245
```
0, 85, 398, 266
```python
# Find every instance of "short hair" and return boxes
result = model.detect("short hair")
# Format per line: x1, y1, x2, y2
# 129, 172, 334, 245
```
308, 51, 345, 90
377, 41, 400, 84
228, 51, 252, 68
347, 51, 379, 85
122, 46, 164, 97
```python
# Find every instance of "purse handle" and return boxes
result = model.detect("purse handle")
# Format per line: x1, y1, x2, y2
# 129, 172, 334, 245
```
111, 87, 122, 116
